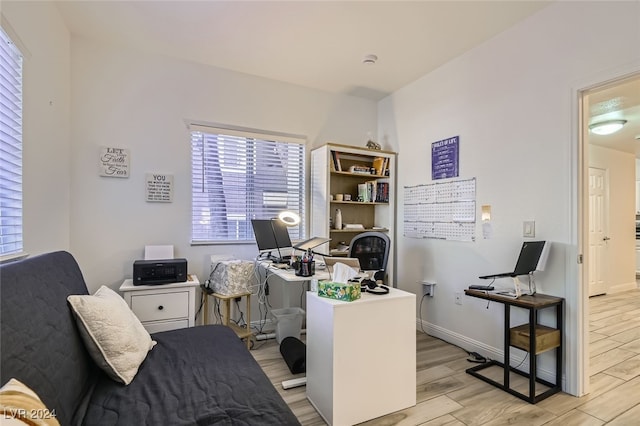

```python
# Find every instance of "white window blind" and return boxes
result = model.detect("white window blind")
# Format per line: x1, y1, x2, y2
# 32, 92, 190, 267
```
0, 27, 23, 257
191, 125, 305, 243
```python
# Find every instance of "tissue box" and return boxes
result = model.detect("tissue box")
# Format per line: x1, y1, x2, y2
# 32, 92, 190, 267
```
317, 280, 361, 302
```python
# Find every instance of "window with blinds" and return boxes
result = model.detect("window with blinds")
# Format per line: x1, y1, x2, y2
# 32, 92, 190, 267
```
191, 125, 305, 244
0, 27, 23, 257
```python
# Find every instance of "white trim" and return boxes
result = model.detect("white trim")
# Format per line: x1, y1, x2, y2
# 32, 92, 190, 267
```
185, 119, 306, 145
416, 319, 563, 388
573, 61, 640, 397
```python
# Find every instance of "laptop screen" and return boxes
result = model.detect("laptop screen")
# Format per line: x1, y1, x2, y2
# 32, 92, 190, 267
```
512, 241, 546, 276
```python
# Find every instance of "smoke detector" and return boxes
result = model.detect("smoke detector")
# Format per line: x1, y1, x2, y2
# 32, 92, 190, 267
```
362, 54, 378, 65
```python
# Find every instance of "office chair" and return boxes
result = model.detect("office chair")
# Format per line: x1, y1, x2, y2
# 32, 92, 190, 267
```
348, 232, 390, 282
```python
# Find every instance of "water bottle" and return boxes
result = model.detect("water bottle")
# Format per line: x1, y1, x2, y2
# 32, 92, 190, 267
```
335, 208, 342, 230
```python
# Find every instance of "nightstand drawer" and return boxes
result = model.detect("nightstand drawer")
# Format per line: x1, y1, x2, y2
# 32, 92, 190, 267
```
144, 319, 189, 334
131, 291, 189, 322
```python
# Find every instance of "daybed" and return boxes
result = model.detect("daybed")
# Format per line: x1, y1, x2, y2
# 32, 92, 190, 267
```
0, 251, 300, 425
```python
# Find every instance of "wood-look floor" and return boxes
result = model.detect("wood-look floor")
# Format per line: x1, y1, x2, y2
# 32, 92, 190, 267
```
251, 289, 640, 425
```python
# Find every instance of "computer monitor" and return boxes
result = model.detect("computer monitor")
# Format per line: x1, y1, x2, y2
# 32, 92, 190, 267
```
251, 219, 292, 261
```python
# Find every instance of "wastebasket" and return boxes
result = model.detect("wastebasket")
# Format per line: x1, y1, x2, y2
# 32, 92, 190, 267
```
271, 307, 305, 344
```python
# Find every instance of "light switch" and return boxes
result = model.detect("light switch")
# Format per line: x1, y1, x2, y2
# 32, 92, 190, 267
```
523, 221, 535, 237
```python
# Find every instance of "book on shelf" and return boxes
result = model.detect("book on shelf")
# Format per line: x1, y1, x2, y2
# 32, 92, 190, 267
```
330, 150, 342, 171
373, 157, 385, 175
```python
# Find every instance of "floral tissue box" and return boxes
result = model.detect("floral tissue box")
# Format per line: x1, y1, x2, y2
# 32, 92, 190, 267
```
317, 280, 361, 302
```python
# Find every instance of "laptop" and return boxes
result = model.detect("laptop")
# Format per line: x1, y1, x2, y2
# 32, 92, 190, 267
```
479, 241, 547, 280
293, 236, 331, 252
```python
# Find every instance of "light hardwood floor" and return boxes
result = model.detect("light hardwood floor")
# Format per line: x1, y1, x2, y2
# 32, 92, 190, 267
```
251, 289, 640, 425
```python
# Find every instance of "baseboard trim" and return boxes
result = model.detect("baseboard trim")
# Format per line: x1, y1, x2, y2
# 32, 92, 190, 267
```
416, 318, 564, 388
609, 281, 638, 293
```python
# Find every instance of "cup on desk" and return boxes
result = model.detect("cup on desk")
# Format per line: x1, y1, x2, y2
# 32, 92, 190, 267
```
335, 194, 344, 202
293, 260, 315, 277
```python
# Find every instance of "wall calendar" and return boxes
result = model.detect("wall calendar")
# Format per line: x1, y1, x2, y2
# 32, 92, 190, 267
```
403, 177, 476, 241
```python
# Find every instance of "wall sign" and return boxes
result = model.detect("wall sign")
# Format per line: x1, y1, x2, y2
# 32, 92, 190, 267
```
431, 136, 459, 180
146, 173, 173, 203
99, 146, 130, 178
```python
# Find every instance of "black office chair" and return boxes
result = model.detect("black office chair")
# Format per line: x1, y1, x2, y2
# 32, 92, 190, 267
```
348, 232, 390, 282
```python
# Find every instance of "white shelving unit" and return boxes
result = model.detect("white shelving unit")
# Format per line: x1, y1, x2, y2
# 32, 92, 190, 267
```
310, 143, 396, 285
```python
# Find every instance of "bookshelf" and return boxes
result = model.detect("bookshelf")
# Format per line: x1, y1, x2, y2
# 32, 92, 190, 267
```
310, 143, 396, 285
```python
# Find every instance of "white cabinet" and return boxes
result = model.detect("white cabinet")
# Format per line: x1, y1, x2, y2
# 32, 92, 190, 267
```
306, 289, 416, 425
119, 276, 199, 333
310, 143, 396, 285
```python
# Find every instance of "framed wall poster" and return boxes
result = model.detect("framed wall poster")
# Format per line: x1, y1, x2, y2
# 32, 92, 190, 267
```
99, 146, 130, 178
146, 173, 174, 203
431, 136, 459, 180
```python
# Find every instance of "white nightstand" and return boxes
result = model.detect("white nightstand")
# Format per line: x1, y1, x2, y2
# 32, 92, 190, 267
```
119, 275, 199, 333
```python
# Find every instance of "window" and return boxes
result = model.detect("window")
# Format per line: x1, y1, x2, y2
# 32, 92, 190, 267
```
191, 125, 305, 244
0, 27, 23, 258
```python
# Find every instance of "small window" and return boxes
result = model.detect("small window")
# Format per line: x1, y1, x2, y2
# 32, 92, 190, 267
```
0, 27, 23, 258
190, 125, 305, 244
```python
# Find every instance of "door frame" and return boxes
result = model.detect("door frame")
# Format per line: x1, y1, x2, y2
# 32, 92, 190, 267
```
576, 65, 640, 397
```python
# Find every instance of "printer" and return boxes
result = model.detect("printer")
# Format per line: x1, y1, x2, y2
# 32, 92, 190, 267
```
133, 258, 187, 286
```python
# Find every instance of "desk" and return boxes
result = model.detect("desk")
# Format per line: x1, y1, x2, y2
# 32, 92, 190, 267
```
306, 288, 416, 425
257, 261, 330, 307
257, 262, 330, 389
464, 290, 564, 404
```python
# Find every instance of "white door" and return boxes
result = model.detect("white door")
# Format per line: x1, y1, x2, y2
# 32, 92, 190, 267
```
588, 167, 609, 296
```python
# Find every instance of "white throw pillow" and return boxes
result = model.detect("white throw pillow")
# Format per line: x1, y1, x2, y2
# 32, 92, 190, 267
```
67, 286, 157, 385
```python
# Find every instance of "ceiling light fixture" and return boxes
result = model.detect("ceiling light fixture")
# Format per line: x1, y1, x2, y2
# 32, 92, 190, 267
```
588, 119, 627, 135
362, 54, 378, 65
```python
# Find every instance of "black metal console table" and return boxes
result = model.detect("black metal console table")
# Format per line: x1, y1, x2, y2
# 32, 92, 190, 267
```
464, 290, 564, 404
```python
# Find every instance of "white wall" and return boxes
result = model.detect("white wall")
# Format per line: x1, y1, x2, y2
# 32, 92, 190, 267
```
589, 144, 636, 292
68, 38, 377, 298
3, 1, 71, 255
379, 1, 640, 396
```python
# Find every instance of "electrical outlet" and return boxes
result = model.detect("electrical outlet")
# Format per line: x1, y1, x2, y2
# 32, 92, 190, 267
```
455, 292, 462, 305
421, 281, 436, 297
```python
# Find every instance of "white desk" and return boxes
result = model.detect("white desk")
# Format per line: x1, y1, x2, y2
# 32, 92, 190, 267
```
258, 261, 330, 307
257, 261, 330, 389
306, 288, 416, 425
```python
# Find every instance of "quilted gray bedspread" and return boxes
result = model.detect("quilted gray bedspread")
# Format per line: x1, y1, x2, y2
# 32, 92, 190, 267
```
85, 325, 300, 426
0, 251, 300, 426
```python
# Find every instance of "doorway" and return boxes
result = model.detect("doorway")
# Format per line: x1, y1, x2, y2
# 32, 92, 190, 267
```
580, 71, 640, 395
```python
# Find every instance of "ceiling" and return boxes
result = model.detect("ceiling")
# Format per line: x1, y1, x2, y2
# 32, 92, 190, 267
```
54, 0, 551, 101
53, 1, 638, 155
586, 75, 640, 158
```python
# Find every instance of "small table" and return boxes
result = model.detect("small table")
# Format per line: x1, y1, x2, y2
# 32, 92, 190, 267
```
204, 291, 252, 349
464, 290, 564, 404
119, 275, 199, 334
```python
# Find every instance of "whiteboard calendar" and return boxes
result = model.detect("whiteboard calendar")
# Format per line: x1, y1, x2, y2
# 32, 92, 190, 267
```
403, 177, 476, 241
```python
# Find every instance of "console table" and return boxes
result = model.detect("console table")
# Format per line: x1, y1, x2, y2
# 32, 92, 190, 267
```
464, 290, 564, 404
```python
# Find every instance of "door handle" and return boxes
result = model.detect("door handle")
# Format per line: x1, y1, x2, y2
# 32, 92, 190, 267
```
603, 236, 611, 241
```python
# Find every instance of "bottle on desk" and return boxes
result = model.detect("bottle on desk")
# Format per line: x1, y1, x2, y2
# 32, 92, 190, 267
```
335, 208, 342, 230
